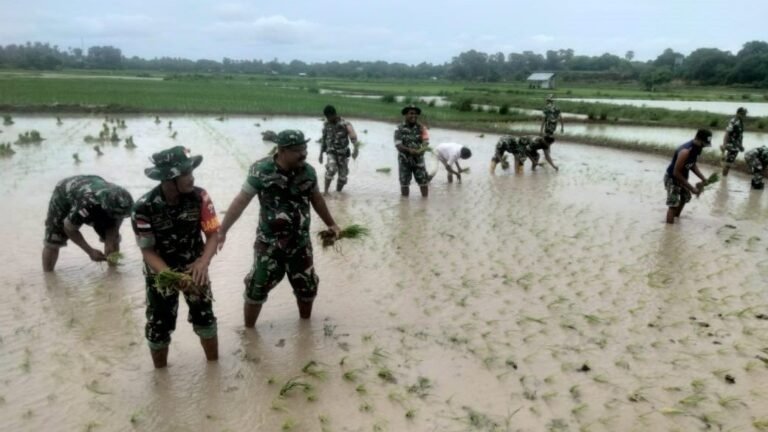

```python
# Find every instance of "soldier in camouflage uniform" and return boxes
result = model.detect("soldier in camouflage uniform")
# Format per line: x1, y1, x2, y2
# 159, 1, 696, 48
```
319, 105, 359, 193
490, 135, 528, 174
42, 175, 133, 271
131, 146, 221, 368
490, 135, 559, 173
218, 130, 341, 328
744, 146, 768, 190
720, 107, 748, 177
540, 95, 564, 141
395, 104, 430, 197
524, 135, 559, 171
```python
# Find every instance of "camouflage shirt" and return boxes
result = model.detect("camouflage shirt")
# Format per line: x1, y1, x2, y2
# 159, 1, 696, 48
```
48, 175, 122, 230
394, 122, 429, 164
131, 186, 220, 271
542, 103, 561, 134
523, 136, 549, 153
746, 146, 768, 164
242, 156, 318, 249
725, 116, 744, 147
321, 118, 354, 156
495, 136, 526, 159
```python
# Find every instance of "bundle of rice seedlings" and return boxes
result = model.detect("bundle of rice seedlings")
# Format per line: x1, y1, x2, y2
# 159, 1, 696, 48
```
375, 167, 391, 173
106, 252, 123, 265
317, 224, 370, 250
352, 141, 364, 160
416, 145, 433, 155
460, 167, 470, 173
262, 130, 278, 143
153, 269, 210, 301
703, 173, 720, 187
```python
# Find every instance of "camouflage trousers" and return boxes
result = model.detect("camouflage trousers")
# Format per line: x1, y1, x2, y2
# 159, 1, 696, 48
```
664, 173, 692, 207
43, 186, 110, 248
325, 153, 349, 184
398, 155, 429, 187
526, 150, 541, 166
144, 274, 217, 351
244, 240, 319, 305
745, 151, 765, 189
721, 142, 742, 164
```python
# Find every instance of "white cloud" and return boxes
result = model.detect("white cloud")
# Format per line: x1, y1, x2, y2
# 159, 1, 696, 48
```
205, 15, 317, 45
69, 14, 155, 38
212, 3, 256, 22
530, 34, 555, 44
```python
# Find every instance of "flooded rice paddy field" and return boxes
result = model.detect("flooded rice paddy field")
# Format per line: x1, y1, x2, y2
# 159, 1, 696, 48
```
1, 115, 767, 431
568, 99, 768, 117
507, 122, 768, 152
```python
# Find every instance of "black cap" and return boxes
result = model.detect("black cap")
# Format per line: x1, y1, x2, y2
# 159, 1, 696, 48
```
323, 105, 337, 116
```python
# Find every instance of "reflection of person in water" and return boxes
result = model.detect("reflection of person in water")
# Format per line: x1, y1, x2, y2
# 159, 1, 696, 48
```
663, 129, 713, 224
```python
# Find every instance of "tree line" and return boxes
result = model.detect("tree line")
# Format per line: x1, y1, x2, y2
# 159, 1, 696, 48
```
1, 41, 766, 87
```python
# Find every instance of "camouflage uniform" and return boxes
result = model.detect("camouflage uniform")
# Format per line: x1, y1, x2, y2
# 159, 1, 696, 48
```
523, 136, 550, 166
542, 103, 561, 139
242, 156, 319, 304
132, 186, 220, 350
321, 118, 354, 186
722, 116, 745, 164
492, 136, 528, 166
744, 146, 768, 189
394, 122, 430, 186
44, 175, 133, 248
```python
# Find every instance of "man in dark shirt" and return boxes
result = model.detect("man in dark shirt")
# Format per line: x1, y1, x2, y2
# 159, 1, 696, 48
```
664, 129, 713, 224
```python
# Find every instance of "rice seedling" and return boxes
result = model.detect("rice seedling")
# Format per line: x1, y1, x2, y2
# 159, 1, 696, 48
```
301, 360, 327, 380
406, 376, 432, 399
717, 395, 745, 409
342, 369, 360, 382
659, 407, 687, 416
572, 403, 588, 417
377, 368, 397, 384
359, 401, 373, 412
106, 252, 123, 265
754, 418, 768, 430
15, 130, 44, 145
678, 393, 707, 407
355, 384, 367, 395
317, 224, 370, 249
281, 418, 296, 431
405, 409, 416, 419
279, 377, 313, 398
375, 167, 391, 173
3, 115, 13, 125
0, 143, 15, 157
153, 269, 210, 300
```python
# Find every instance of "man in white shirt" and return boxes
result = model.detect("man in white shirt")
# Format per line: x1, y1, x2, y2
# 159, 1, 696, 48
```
434, 142, 472, 183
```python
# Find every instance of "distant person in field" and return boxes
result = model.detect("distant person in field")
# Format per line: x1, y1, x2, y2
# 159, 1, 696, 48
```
42, 175, 133, 271
664, 129, 713, 224
434, 142, 471, 183
131, 146, 221, 368
217, 130, 341, 329
490, 135, 558, 173
525, 135, 559, 171
395, 104, 430, 197
540, 94, 564, 141
720, 107, 748, 177
744, 145, 768, 190
490, 135, 528, 174
319, 105, 359, 193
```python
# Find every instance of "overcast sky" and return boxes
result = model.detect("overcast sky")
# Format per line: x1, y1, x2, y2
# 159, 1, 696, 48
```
0, 0, 763, 64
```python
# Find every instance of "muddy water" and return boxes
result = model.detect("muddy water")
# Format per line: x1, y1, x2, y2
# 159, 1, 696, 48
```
508, 121, 768, 151
570, 98, 768, 117
1, 114, 767, 431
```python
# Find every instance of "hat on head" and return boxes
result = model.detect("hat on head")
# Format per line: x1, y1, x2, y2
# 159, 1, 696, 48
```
737, 107, 747, 115
97, 185, 134, 219
276, 130, 311, 148
546, 94, 554, 102
401, 104, 421, 115
144, 146, 203, 181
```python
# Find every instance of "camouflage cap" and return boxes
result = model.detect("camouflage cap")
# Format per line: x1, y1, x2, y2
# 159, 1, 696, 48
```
97, 185, 134, 219
546, 94, 554, 102
401, 104, 421, 115
276, 130, 311, 148
144, 145, 203, 181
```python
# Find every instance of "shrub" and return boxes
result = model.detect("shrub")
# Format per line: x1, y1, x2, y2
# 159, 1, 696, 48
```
381, 94, 396, 103
709, 118, 719, 128
455, 99, 473, 112
499, 104, 510, 115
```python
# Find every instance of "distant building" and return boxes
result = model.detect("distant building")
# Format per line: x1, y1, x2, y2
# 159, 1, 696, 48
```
527, 72, 556, 89
298, 72, 307, 77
